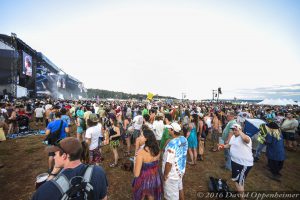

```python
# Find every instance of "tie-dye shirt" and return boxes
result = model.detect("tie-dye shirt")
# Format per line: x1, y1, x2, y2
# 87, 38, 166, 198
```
162, 136, 188, 180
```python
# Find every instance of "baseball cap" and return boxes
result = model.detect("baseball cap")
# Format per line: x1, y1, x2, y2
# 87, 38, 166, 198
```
89, 113, 99, 123
46, 137, 82, 155
165, 122, 181, 133
230, 123, 241, 130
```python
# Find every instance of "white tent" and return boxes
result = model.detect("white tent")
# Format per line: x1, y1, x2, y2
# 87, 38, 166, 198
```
257, 98, 297, 106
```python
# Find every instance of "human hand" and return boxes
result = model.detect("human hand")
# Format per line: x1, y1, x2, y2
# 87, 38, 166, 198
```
51, 167, 62, 174
218, 144, 225, 150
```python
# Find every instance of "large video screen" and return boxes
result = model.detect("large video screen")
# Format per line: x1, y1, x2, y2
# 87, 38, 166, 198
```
22, 51, 32, 77
36, 65, 58, 97
57, 75, 66, 89
78, 83, 86, 93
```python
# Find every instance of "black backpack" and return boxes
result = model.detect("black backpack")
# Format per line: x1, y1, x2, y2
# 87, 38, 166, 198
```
51, 165, 94, 200
208, 177, 230, 198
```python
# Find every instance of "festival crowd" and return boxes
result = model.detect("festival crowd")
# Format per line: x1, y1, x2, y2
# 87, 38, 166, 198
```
0, 98, 299, 200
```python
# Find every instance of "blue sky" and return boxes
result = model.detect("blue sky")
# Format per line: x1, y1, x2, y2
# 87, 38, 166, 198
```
1, 0, 300, 100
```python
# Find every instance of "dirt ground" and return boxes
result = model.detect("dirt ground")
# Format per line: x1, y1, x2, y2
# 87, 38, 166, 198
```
0, 122, 300, 200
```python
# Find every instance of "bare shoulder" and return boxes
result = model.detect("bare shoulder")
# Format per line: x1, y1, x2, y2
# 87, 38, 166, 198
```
137, 148, 146, 156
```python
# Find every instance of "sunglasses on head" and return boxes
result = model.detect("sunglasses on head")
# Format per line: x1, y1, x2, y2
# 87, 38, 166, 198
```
54, 139, 66, 154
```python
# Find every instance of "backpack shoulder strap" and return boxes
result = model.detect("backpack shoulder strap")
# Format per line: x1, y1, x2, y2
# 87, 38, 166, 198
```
83, 165, 94, 182
51, 174, 70, 196
83, 166, 95, 200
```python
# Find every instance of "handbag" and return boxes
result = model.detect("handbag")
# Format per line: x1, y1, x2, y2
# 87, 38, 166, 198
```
208, 176, 230, 198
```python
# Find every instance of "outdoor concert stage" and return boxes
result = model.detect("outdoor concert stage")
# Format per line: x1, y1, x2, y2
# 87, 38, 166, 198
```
0, 33, 86, 99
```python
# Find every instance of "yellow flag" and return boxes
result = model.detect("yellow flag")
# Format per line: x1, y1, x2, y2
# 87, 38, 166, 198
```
147, 92, 154, 100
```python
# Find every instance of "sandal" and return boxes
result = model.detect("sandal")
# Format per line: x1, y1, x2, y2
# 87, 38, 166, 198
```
187, 161, 195, 165
109, 163, 118, 168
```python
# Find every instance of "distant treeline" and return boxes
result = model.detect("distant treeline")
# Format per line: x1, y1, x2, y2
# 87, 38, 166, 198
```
87, 89, 177, 100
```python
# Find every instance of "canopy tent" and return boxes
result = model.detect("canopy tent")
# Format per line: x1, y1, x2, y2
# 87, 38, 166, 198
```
257, 98, 297, 106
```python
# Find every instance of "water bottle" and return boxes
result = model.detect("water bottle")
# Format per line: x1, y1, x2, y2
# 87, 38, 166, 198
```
218, 179, 223, 190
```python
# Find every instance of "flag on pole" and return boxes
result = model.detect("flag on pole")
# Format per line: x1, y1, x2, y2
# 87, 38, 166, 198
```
147, 92, 154, 100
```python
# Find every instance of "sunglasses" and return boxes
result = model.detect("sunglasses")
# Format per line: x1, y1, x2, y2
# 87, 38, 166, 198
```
54, 139, 66, 154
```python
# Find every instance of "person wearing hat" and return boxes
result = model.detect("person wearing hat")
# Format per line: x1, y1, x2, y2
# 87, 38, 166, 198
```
162, 122, 188, 200
85, 113, 103, 165
263, 121, 285, 182
32, 137, 108, 200
218, 123, 253, 198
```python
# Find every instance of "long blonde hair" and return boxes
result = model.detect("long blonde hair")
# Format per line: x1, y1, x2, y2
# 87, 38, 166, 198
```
266, 127, 281, 140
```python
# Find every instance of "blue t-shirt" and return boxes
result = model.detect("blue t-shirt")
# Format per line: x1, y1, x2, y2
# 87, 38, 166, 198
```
46, 119, 68, 139
32, 164, 108, 200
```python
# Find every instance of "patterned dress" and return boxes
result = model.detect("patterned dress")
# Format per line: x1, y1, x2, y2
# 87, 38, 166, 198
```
132, 160, 163, 200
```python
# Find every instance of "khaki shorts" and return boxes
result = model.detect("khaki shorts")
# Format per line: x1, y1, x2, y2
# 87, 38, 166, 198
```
164, 177, 183, 200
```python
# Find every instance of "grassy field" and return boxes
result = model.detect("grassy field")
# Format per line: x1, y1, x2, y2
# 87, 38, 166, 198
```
0, 124, 299, 200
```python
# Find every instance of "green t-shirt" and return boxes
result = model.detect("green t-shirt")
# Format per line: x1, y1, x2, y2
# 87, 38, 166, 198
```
160, 127, 172, 150
222, 119, 236, 141
142, 108, 149, 116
